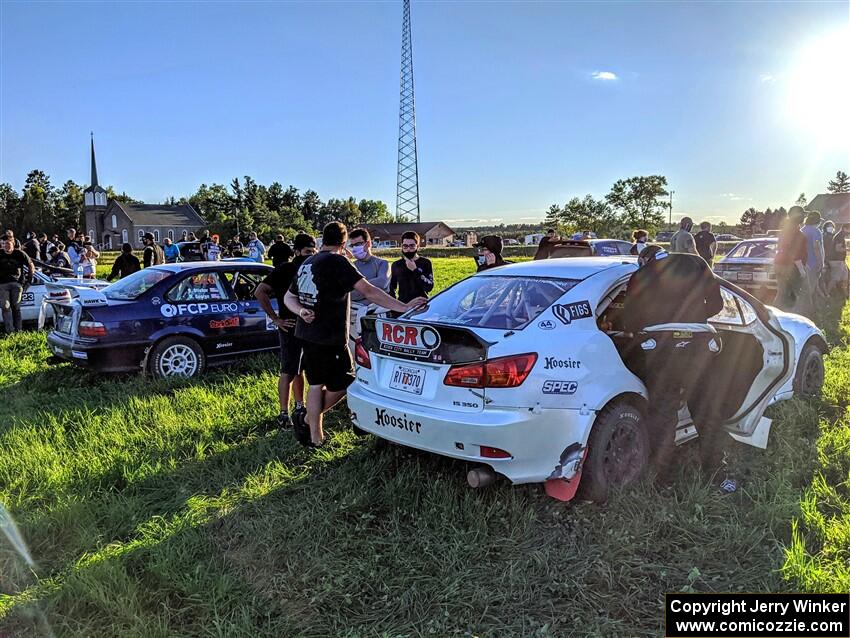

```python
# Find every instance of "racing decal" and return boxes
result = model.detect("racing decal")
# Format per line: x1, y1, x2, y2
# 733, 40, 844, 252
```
376, 320, 441, 357
151, 296, 162, 305
543, 357, 581, 370
672, 330, 693, 339
295, 263, 318, 306
21, 292, 35, 306
160, 302, 238, 318
374, 408, 422, 434
215, 342, 233, 349
452, 400, 480, 408
209, 316, 239, 329
552, 301, 593, 325
674, 340, 690, 348
542, 380, 578, 394
538, 319, 556, 331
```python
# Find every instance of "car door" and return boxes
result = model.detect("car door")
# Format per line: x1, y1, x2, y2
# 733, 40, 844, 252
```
706, 284, 794, 442
227, 268, 279, 353
164, 270, 242, 355
21, 271, 49, 322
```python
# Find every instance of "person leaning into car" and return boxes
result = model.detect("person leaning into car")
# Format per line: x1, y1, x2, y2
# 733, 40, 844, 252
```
621, 244, 724, 482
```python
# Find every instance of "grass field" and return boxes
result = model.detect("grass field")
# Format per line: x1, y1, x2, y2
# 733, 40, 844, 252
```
1, 257, 848, 636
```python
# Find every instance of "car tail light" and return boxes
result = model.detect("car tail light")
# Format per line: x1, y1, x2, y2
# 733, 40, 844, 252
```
354, 338, 371, 369
480, 445, 511, 459
78, 312, 107, 338
444, 353, 537, 389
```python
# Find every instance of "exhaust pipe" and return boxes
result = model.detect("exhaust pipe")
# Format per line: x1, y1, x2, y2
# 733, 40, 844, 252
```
467, 466, 497, 489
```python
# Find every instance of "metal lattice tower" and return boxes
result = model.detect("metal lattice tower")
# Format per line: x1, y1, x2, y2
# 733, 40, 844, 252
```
396, 0, 420, 222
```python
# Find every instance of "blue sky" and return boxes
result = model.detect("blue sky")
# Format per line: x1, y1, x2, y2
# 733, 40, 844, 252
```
1, 1, 847, 225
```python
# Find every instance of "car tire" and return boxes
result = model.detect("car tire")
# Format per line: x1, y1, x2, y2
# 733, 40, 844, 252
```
578, 399, 649, 503
793, 342, 824, 398
149, 336, 206, 380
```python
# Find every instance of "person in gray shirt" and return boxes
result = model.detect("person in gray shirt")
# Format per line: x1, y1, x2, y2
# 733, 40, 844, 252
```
348, 228, 389, 303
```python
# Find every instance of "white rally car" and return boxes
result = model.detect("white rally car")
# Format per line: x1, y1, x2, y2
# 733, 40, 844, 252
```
348, 258, 827, 502
19, 269, 110, 325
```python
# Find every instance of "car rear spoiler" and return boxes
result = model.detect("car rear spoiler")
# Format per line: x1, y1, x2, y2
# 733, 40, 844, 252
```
43, 282, 109, 307
360, 316, 490, 365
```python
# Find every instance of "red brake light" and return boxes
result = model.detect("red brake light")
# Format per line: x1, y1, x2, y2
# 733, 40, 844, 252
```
354, 338, 371, 369
444, 353, 537, 389
78, 320, 107, 338
480, 445, 512, 459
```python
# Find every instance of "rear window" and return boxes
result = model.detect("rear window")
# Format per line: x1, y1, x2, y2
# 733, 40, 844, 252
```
407, 276, 579, 330
551, 245, 592, 258
104, 269, 172, 300
725, 242, 776, 259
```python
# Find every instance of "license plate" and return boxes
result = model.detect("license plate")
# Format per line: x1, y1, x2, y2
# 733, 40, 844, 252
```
737, 272, 753, 281
56, 315, 73, 334
389, 364, 426, 395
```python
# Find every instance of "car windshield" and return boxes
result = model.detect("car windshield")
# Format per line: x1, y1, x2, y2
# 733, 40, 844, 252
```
406, 275, 579, 330
725, 241, 776, 259
104, 268, 172, 300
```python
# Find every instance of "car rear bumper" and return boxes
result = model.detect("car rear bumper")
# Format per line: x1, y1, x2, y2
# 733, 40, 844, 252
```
347, 381, 596, 484
46, 332, 148, 373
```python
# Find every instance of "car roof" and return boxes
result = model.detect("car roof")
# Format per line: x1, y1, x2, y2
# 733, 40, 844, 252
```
477, 256, 636, 280
148, 261, 272, 273
736, 238, 777, 244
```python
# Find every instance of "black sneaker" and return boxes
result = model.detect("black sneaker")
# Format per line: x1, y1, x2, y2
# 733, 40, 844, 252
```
290, 406, 307, 429
276, 413, 292, 430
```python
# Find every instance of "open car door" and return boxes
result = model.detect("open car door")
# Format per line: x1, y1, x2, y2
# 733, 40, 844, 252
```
705, 284, 794, 447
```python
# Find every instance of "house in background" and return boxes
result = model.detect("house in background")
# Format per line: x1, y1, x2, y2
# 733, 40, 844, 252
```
807, 193, 850, 224
358, 221, 455, 248
83, 137, 204, 249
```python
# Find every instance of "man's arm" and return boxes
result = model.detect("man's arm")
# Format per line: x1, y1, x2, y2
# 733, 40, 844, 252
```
20, 252, 34, 287
255, 282, 294, 331
107, 257, 121, 282
419, 259, 434, 294
370, 259, 390, 292
284, 290, 314, 323
353, 278, 425, 314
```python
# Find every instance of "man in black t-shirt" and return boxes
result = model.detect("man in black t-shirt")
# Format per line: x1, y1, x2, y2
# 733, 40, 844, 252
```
0, 232, 34, 334
389, 231, 434, 303
693, 221, 717, 264
284, 222, 427, 448
227, 235, 244, 258
255, 233, 317, 430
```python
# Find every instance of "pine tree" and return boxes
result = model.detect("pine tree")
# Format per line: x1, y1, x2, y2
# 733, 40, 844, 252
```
827, 170, 850, 194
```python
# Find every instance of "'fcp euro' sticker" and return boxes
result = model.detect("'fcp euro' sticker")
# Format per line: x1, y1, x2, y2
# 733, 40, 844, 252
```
552, 301, 593, 325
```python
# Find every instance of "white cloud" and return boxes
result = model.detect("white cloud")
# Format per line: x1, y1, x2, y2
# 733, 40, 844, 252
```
591, 70, 618, 81
760, 73, 775, 83
442, 218, 503, 224
721, 193, 746, 201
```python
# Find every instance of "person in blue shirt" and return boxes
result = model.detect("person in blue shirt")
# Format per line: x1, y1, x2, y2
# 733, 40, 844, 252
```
163, 237, 181, 263
800, 211, 824, 315
246, 232, 266, 263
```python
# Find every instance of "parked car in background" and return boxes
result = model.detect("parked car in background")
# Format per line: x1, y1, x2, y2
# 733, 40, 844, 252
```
548, 239, 633, 258
177, 241, 204, 261
653, 230, 675, 243
713, 238, 777, 302
45, 262, 279, 378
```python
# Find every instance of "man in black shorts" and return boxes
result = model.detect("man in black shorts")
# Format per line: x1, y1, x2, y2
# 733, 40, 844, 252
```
285, 221, 427, 448
255, 233, 317, 430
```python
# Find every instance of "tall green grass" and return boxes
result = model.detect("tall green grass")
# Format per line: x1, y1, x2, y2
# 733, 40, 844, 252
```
0, 258, 847, 636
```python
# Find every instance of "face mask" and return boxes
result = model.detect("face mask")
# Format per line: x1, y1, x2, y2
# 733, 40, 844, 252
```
402, 250, 417, 260
351, 245, 367, 259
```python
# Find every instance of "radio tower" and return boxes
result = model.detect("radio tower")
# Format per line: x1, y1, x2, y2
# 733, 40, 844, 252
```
396, 0, 420, 222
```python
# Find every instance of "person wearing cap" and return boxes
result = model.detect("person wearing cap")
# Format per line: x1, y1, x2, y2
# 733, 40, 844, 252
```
141, 232, 165, 268
255, 233, 317, 431
669, 217, 697, 254
474, 235, 511, 272
0, 231, 34, 334
246, 231, 266, 263
108, 243, 142, 281
774, 206, 809, 312
38, 233, 54, 262
268, 234, 293, 268
227, 234, 244, 258
47, 243, 72, 273
534, 229, 561, 260
621, 245, 724, 481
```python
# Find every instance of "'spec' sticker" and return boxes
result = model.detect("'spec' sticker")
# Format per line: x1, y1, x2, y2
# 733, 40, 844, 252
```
542, 380, 578, 395
376, 320, 441, 357
552, 301, 593, 325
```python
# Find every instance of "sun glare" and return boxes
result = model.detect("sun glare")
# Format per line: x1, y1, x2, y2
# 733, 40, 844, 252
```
786, 26, 850, 146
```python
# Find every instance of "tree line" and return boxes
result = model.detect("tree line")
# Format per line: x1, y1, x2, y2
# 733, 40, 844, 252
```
0, 171, 396, 240
543, 175, 671, 239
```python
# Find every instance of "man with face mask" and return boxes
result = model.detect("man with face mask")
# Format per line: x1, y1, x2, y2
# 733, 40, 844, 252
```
348, 229, 390, 303
474, 235, 511, 272
622, 245, 725, 482
389, 231, 434, 303
670, 217, 697, 254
